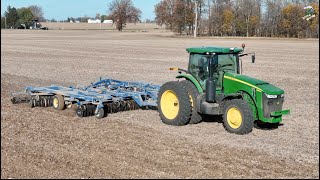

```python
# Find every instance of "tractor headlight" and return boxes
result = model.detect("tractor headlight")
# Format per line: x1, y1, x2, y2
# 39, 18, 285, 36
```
265, 94, 278, 99
281, 94, 284, 98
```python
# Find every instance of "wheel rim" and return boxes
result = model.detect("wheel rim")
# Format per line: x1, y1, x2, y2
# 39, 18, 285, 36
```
53, 98, 59, 108
96, 109, 101, 117
161, 90, 179, 120
227, 107, 242, 129
189, 95, 194, 107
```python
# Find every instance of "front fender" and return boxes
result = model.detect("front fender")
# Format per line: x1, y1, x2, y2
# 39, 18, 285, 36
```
176, 74, 203, 93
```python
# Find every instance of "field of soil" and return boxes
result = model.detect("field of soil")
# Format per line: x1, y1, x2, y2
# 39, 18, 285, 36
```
1, 29, 319, 178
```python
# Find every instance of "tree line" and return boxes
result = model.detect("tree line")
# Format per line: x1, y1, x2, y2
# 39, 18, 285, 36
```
1, 5, 44, 29
63, 0, 142, 32
1, 0, 142, 31
155, 0, 319, 38
2, 0, 318, 37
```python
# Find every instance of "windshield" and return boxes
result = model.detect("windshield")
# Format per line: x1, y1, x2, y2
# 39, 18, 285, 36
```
217, 54, 237, 73
188, 53, 238, 88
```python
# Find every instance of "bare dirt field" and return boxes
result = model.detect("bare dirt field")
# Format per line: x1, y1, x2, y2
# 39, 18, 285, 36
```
1, 29, 319, 178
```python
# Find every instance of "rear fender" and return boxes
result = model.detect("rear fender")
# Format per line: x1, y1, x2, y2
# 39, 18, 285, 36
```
176, 74, 203, 93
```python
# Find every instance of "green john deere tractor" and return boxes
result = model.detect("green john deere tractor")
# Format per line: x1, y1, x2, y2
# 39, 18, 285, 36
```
157, 44, 290, 135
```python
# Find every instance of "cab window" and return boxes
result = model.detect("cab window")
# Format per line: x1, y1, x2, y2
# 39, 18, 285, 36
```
189, 54, 209, 86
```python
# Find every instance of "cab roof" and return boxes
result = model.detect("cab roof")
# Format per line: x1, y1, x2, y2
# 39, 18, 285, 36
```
186, 46, 243, 54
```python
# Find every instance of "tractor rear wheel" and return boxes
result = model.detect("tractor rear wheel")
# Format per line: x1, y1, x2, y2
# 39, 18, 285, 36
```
179, 80, 202, 124
223, 99, 254, 134
157, 81, 191, 126
53, 95, 65, 110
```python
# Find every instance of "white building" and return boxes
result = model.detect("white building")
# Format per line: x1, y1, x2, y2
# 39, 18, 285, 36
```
103, 20, 113, 24
88, 19, 101, 23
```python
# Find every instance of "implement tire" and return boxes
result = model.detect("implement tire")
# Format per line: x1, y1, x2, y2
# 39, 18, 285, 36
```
223, 99, 254, 135
53, 94, 65, 110
179, 80, 202, 124
157, 81, 191, 126
95, 108, 105, 119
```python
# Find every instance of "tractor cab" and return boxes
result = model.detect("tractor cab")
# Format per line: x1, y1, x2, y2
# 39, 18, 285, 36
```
186, 46, 254, 91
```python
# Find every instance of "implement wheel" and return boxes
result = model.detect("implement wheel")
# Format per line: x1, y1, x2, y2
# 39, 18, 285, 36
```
179, 80, 202, 124
53, 94, 65, 110
95, 108, 105, 119
157, 81, 191, 126
223, 99, 254, 135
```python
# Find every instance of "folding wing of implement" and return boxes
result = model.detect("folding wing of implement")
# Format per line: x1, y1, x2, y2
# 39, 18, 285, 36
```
11, 77, 161, 119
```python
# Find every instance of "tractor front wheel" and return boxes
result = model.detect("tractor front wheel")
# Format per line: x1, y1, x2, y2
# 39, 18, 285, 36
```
223, 99, 254, 134
157, 81, 191, 126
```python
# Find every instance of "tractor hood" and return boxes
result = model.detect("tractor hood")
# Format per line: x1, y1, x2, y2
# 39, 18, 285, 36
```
224, 73, 285, 95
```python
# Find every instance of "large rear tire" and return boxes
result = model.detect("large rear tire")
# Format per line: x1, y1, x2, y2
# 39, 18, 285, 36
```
157, 81, 191, 126
223, 99, 254, 134
179, 80, 202, 124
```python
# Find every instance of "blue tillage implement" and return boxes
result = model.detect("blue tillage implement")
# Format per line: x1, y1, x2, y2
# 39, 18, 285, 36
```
11, 77, 161, 119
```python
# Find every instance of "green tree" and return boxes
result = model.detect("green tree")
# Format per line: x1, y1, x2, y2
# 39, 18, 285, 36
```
17, 7, 34, 27
100, 15, 108, 22
1, 16, 6, 28
50, 18, 57, 22
4, 6, 18, 28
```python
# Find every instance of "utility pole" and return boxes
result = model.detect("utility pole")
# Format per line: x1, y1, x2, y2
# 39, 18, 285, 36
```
4, 16, 6, 29
194, 1, 198, 38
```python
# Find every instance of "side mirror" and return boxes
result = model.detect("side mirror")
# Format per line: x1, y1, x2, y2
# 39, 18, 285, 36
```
252, 54, 255, 63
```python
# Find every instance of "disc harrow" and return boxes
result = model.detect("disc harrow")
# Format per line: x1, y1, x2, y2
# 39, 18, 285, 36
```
29, 96, 54, 108
11, 77, 160, 119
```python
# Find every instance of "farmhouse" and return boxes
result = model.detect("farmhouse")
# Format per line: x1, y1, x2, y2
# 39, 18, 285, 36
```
103, 20, 113, 24
88, 19, 101, 23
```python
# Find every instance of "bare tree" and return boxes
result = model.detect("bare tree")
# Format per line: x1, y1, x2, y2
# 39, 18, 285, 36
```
28, 5, 44, 21
155, 0, 195, 35
108, 0, 142, 31
154, 0, 319, 38
155, 0, 175, 30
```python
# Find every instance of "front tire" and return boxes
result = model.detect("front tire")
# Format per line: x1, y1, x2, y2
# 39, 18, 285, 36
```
157, 81, 191, 126
223, 99, 254, 134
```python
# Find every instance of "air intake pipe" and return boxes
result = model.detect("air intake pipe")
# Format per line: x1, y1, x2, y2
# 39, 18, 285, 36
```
206, 54, 217, 103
